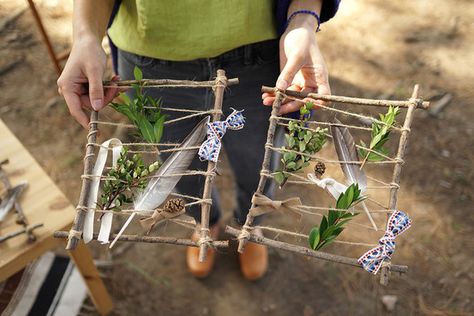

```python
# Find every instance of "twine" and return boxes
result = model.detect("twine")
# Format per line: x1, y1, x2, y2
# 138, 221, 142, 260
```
81, 170, 214, 181
68, 229, 82, 239
266, 145, 402, 165
254, 225, 378, 247
237, 225, 253, 240
276, 96, 404, 132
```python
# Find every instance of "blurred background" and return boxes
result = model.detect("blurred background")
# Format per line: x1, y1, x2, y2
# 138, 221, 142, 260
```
0, 0, 472, 315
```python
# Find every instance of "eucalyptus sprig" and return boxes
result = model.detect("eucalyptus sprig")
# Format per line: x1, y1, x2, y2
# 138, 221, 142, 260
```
274, 102, 327, 187
359, 106, 400, 165
308, 183, 365, 251
97, 148, 161, 211
111, 66, 167, 143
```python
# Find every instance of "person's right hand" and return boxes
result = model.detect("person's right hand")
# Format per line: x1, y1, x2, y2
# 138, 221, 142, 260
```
57, 35, 119, 128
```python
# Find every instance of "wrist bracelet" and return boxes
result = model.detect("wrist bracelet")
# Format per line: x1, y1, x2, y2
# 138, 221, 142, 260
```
285, 9, 321, 32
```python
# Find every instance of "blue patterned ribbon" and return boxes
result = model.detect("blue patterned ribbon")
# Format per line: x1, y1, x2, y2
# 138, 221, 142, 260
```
357, 210, 412, 274
198, 108, 245, 163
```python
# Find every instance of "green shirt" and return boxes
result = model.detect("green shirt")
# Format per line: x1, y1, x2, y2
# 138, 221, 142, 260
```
108, 0, 278, 61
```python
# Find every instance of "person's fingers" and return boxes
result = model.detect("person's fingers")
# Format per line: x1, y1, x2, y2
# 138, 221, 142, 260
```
85, 66, 105, 111
279, 100, 303, 115
104, 75, 121, 105
62, 91, 90, 128
80, 94, 93, 110
276, 54, 304, 91
314, 79, 331, 107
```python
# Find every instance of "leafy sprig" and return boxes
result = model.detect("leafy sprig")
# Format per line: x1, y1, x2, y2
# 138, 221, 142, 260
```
308, 183, 366, 250
274, 102, 327, 187
111, 66, 167, 143
97, 148, 160, 211
359, 106, 400, 163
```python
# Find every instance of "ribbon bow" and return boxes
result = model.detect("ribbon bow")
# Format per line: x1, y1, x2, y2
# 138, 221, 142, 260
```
198, 108, 245, 162
249, 193, 302, 217
139, 198, 186, 234
357, 210, 412, 274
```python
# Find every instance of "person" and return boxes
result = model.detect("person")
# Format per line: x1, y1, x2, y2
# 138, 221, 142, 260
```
57, 0, 339, 280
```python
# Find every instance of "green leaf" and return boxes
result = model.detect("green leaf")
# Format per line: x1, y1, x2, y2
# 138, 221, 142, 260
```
319, 235, 337, 249
137, 116, 155, 142
295, 159, 304, 170
346, 185, 355, 206
133, 66, 143, 81
153, 116, 166, 143
340, 211, 359, 219
299, 142, 306, 152
320, 216, 328, 234
274, 171, 285, 184
286, 161, 296, 170
119, 92, 132, 105
335, 218, 353, 228
308, 227, 320, 250
288, 137, 296, 148
305, 102, 314, 110
328, 209, 338, 225
283, 152, 294, 162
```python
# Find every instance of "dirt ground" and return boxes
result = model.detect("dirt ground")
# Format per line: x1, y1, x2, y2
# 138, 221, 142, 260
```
0, 0, 473, 315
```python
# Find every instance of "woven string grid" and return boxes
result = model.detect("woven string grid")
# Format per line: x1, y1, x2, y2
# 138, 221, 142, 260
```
234, 87, 420, 265
74, 90, 228, 243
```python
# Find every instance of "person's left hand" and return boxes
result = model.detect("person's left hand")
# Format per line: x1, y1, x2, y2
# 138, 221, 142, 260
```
262, 17, 331, 114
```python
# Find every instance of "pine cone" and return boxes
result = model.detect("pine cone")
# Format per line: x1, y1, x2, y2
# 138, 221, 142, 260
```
314, 162, 326, 178
163, 198, 186, 213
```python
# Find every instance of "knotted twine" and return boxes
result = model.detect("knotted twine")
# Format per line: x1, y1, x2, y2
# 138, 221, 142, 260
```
249, 193, 302, 217
238, 193, 302, 242
139, 198, 186, 234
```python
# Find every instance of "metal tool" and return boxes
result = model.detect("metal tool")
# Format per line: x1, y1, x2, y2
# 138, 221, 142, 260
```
0, 223, 43, 243
0, 183, 27, 223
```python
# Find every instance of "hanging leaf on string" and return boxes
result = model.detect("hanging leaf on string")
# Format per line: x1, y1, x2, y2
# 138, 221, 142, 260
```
274, 102, 327, 187
110, 66, 167, 143
308, 183, 366, 251
359, 106, 400, 165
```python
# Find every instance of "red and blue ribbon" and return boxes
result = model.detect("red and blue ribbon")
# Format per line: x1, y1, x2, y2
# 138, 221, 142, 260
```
357, 210, 412, 274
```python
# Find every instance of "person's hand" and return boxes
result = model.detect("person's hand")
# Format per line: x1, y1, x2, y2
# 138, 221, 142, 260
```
262, 16, 331, 114
57, 35, 119, 128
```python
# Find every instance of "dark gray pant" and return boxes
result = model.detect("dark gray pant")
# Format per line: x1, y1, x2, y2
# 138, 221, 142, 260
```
117, 40, 280, 226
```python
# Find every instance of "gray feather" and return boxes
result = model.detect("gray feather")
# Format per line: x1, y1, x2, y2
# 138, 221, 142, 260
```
331, 120, 378, 230
134, 116, 210, 211
331, 119, 367, 191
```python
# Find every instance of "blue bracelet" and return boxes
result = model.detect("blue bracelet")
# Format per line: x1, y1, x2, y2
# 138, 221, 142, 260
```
285, 9, 321, 32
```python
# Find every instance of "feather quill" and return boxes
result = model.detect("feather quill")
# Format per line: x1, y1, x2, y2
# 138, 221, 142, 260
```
331, 119, 378, 230
331, 119, 367, 190
110, 116, 210, 248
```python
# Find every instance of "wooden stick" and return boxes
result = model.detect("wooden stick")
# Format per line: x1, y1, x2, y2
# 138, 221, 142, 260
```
102, 78, 239, 88
198, 69, 226, 262
379, 84, 419, 285
261, 86, 430, 109
55, 231, 229, 248
27, 0, 62, 76
66, 111, 98, 250
237, 91, 284, 253
226, 226, 408, 273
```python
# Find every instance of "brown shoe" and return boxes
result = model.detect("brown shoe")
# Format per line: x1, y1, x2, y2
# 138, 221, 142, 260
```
238, 229, 268, 280
186, 224, 220, 278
